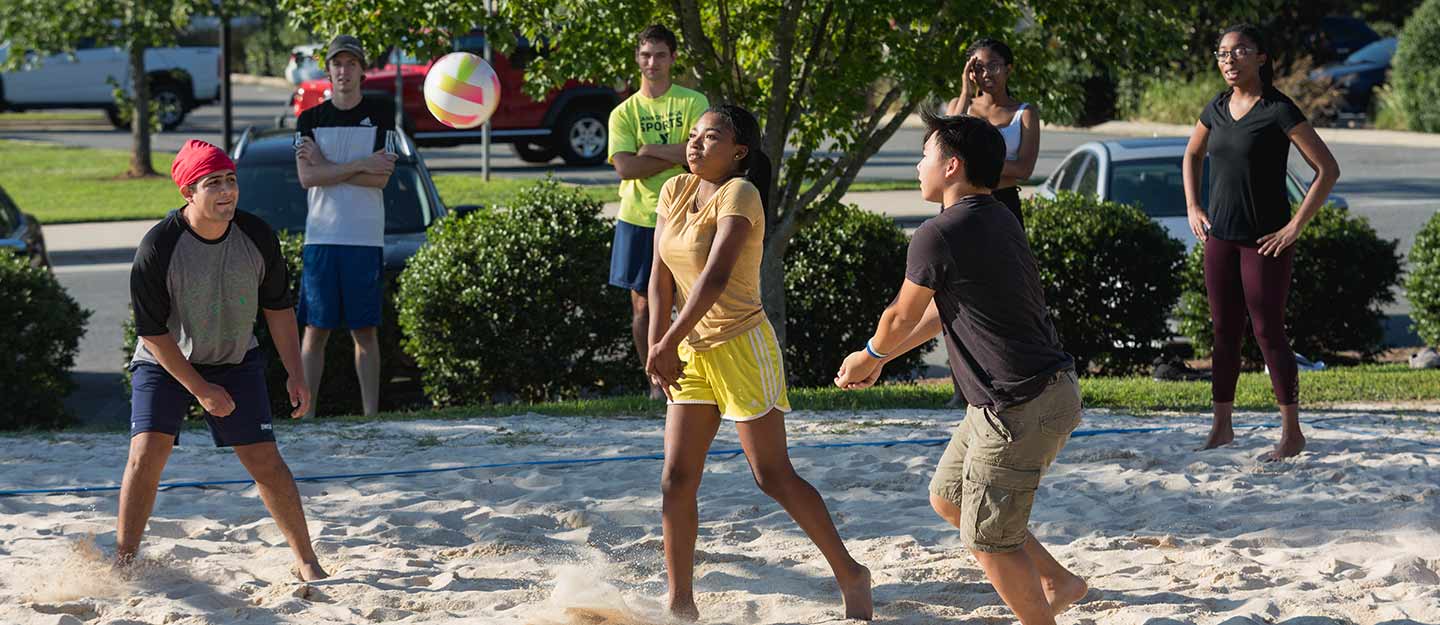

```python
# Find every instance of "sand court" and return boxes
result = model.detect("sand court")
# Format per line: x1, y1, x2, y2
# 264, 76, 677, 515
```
1, 410, 1438, 625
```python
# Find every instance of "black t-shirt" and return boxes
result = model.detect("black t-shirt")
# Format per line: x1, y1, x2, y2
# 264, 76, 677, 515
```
1199, 87, 1307, 241
295, 96, 396, 247
905, 194, 1074, 409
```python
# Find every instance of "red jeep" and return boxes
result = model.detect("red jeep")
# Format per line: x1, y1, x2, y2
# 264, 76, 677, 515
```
290, 33, 621, 165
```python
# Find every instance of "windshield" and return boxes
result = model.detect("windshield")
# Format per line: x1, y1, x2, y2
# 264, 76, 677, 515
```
1346, 38, 1396, 65
1107, 158, 1204, 217
236, 162, 434, 235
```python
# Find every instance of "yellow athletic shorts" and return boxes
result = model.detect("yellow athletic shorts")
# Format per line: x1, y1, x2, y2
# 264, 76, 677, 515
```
671, 320, 791, 421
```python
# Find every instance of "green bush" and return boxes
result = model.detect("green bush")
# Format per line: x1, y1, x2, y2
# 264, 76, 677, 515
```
1392, 0, 1440, 133
122, 230, 415, 417
1024, 192, 1186, 375
1177, 204, 1402, 361
1405, 211, 1440, 345
783, 200, 934, 387
1124, 73, 1225, 125
396, 178, 634, 405
0, 254, 89, 429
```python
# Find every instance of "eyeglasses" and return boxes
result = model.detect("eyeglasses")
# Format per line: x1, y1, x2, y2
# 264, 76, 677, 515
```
1212, 47, 1255, 62
973, 61, 1007, 75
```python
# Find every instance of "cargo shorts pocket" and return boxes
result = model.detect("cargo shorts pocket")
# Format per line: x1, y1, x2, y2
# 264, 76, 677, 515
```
961, 458, 1042, 552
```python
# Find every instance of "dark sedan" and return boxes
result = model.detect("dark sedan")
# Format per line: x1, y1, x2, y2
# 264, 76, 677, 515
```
1313, 37, 1397, 114
229, 127, 452, 273
0, 184, 51, 271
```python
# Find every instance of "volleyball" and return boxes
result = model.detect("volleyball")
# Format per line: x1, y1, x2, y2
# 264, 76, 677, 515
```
422, 52, 501, 130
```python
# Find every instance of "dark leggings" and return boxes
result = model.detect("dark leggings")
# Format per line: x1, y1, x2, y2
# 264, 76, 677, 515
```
994, 186, 1023, 229
1204, 236, 1298, 405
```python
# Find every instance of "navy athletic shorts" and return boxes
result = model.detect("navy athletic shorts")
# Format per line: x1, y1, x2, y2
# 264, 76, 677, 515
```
609, 220, 655, 292
129, 348, 276, 447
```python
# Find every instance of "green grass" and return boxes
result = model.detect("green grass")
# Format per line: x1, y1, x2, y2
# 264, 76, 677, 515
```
0, 111, 104, 123
0, 139, 181, 223
432, 175, 614, 207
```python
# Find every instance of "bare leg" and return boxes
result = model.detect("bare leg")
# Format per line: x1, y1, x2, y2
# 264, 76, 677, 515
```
630, 291, 662, 400
1021, 531, 1087, 615
933, 495, 1082, 622
1201, 401, 1234, 450
351, 326, 381, 417
115, 432, 176, 566
661, 404, 721, 620
737, 410, 872, 620
1262, 403, 1305, 461
300, 326, 330, 419
233, 442, 327, 581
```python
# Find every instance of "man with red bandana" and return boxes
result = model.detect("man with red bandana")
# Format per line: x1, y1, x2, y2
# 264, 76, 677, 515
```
118, 140, 328, 581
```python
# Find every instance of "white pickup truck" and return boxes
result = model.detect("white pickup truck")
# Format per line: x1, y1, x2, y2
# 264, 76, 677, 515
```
0, 38, 220, 130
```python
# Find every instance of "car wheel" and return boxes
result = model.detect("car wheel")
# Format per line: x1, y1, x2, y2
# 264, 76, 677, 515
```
556, 108, 608, 166
512, 141, 558, 164
152, 83, 187, 131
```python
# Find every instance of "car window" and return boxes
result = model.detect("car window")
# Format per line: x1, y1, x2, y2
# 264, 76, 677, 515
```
1108, 160, 1187, 217
236, 162, 432, 236
0, 189, 17, 237
455, 34, 486, 54
1052, 153, 1087, 191
1073, 154, 1099, 196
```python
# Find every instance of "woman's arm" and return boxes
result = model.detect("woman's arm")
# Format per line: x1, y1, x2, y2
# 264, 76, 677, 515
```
1000, 106, 1041, 180
646, 215, 751, 393
647, 213, 677, 353
945, 57, 980, 116
1182, 120, 1211, 242
1258, 122, 1340, 256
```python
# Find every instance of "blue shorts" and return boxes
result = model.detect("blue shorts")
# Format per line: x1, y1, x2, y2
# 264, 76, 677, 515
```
300, 244, 383, 329
129, 348, 276, 447
609, 220, 655, 292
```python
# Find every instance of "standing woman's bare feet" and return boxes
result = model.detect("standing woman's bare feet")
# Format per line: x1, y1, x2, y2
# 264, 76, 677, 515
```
1261, 430, 1306, 462
292, 560, 330, 582
1044, 572, 1088, 615
839, 563, 873, 620
1199, 424, 1234, 450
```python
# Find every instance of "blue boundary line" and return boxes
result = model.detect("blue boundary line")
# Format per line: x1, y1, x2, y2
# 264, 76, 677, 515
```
0, 426, 1171, 498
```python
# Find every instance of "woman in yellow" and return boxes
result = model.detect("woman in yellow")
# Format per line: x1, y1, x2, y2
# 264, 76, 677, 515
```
646, 104, 872, 621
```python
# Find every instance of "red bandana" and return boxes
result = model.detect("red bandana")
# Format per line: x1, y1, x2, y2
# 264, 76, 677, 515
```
170, 140, 236, 188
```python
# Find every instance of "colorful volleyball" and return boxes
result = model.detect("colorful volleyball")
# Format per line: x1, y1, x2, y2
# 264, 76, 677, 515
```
422, 52, 501, 130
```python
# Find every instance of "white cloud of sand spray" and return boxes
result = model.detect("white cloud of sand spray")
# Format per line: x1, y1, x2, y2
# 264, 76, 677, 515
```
524, 564, 676, 625
22, 536, 133, 603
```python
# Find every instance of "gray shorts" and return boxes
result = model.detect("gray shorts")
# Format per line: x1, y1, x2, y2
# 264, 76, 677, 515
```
929, 369, 1082, 553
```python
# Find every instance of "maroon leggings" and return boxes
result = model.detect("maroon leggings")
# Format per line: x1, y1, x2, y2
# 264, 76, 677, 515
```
1204, 236, 1298, 405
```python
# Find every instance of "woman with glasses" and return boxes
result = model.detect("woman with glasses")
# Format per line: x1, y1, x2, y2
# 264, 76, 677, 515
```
1182, 24, 1340, 461
946, 38, 1038, 227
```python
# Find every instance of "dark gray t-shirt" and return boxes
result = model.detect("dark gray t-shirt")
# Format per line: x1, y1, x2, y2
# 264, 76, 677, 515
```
1199, 87, 1307, 241
130, 209, 292, 367
905, 194, 1073, 409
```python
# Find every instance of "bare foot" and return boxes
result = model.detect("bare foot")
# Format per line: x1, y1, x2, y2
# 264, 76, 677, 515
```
1261, 432, 1306, 462
1044, 573, 1088, 615
669, 596, 700, 622
840, 563, 874, 620
111, 550, 138, 578
1199, 425, 1234, 450
292, 561, 329, 582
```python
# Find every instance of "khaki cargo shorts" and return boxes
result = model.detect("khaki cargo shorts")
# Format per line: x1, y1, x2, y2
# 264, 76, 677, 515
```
929, 369, 1082, 553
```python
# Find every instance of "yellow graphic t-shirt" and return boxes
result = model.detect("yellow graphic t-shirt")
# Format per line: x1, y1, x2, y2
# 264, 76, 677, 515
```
608, 85, 710, 228
657, 174, 767, 351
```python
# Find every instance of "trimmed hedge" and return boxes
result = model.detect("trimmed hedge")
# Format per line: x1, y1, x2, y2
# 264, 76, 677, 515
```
0, 254, 89, 429
1405, 210, 1440, 345
784, 200, 934, 387
396, 178, 634, 405
1392, 0, 1440, 132
1024, 192, 1186, 375
1176, 204, 1402, 361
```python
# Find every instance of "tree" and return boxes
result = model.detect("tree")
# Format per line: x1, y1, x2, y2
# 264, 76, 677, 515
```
0, 0, 206, 177
289, 0, 1193, 343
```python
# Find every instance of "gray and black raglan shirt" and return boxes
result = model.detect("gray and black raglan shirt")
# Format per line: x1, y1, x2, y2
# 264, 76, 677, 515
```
129, 209, 292, 367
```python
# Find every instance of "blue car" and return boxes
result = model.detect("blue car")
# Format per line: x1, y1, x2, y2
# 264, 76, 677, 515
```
1312, 37, 1397, 114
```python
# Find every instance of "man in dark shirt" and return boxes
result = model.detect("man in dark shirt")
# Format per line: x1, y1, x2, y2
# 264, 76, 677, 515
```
119, 140, 327, 581
835, 113, 1086, 623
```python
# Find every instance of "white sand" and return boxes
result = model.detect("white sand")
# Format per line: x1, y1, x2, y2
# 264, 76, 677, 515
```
1, 409, 1438, 625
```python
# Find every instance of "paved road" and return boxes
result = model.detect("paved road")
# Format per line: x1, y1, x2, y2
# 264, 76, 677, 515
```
11, 84, 1437, 425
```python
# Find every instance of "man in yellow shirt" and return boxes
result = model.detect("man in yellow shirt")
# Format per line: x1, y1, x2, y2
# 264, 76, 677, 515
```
607, 24, 709, 399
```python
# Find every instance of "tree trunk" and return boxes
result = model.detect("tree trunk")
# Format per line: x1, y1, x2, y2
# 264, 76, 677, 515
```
127, 44, 156, 178
761, 231, 793, 347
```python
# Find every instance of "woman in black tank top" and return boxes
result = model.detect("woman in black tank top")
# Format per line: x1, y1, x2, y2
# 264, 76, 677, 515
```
946, 37, 1039, 228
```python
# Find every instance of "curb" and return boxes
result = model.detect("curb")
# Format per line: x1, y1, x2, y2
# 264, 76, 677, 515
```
230, 73, 294, 90
896, 114, 1440, 149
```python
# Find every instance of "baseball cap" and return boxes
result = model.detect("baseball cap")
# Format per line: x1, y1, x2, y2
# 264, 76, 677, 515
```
325, 34, 367, 66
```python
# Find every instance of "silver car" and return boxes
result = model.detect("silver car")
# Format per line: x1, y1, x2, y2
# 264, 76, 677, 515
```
1036, 137, 1347, 249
